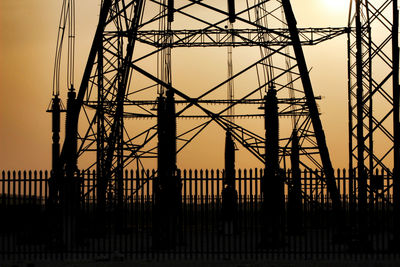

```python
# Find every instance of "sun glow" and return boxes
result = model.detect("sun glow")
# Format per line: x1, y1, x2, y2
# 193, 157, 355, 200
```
324, 0, 350, 11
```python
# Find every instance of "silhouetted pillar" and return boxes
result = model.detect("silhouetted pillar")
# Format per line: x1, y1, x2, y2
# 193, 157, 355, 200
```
96, 40, 107, 217
261, 88, 285, 246
51, 95, 61, 173
288, 130, 303, 234
393, 0, 400, 245
347, 25, 356, 233
168, 0, 174, 22
48, 95, 62, 209
222, 130, 238, 234
227, 0, 236, 23
62, 88, 80, 248
153, 89, 181, 249
355, 0, 368, 240
65, 89, 78, 179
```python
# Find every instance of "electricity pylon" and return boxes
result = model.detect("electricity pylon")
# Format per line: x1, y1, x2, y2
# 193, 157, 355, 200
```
51, 0, 349, 213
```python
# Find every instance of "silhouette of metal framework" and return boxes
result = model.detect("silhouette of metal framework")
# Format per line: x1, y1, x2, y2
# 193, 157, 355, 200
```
50, 0, 353, 210
347, 0, 399, 209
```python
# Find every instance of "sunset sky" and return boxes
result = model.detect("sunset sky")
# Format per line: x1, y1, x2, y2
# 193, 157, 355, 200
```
0, 0, 359, 171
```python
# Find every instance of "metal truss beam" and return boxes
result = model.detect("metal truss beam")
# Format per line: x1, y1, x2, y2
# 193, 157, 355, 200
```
114, 27, 350, 48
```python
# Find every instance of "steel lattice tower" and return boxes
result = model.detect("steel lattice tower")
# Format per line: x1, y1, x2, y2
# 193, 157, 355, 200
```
348, 0, 400, 212
51, 0, 352, 212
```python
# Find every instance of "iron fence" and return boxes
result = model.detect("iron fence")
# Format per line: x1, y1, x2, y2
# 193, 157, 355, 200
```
0, 168, 398, 261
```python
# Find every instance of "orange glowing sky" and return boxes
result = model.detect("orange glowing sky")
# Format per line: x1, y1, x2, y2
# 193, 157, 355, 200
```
0, 0, 366, 171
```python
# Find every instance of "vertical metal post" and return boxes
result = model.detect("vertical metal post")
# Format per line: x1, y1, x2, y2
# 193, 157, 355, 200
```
97, 41, 106, 215
152, 94, 166, 249
224, 131, 235, 188
51, 96, 61, 173
166, 89, 177, 178
227, 0, 236, 23
116, 117, 124, 229
63, 88, 78, 248
65, 89, 77, 180
168, 0, 174, 22
366, 1, 374, 211
366, 1, 373, 190
262, 88, 284, 246
347, 27, 355, 213
48, 96, 62, 207
222, 12, 237, 235
153, 3, 180, 248
355, 0, 367, 223
392, 0, 400, 241
115, 34, 125, 230
265, 89, 279, 180
154, 88, 179, 248
288, 129, 302, 233
222, 130, 238, 234
290, 131, 301, 198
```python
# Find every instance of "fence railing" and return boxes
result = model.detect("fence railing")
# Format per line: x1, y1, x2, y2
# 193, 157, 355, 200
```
0, 168, 398, 261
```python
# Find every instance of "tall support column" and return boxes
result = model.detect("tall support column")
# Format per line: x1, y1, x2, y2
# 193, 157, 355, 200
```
116, 115, 124, 227
349, 0, 399, 245
355, 0, 367, 224
366, 1, 374, 191
153, 1, 180, 248
62, 88, 79, 248
222, 130, 238, 234
288, 130, 302, 234
48, 96, 62, 207
224, 131, 236, 187
366, 1, 374, 211
264, 89, 279, 185
167, 0, 174, 22
154, 95, 166, 248
222, 11, 237, 234
347, 28, 355, 214
393, 0, 400, 241
227, 0, 236, 23
115, 34, 125, 230
262, 88, 284, 246
154, 89, 180, 249
282, 0, 341, 210
51, 96, 61, 173
97, 41, 106, 215
65, 89, 78, 180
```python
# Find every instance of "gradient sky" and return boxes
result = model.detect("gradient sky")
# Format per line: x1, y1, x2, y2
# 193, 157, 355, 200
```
0, 0, 357, 171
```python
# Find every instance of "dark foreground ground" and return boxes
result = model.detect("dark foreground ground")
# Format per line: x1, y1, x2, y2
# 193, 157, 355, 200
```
2, 259, 400, 267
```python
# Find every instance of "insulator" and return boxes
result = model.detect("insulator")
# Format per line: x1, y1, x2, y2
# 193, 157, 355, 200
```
166, 89, 177, 175
52, 96, 61, 134
51, 95, 61, 173
265, 88, 279, 172
227, 0, 236, 23
66, 90, 76, 133
291, 130, 299, 157
224, 130, 235, 187
288, 129, 303, 233
168, 0, 174, 22
291, 130, 300, 179
65, 89, 77, 177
